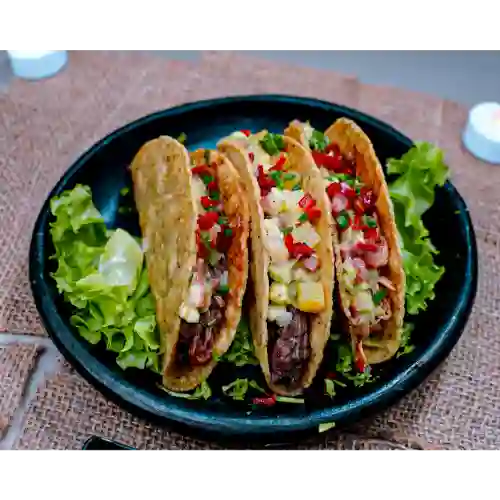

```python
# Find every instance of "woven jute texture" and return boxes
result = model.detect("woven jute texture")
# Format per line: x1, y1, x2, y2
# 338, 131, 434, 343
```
1, 51, 498, 449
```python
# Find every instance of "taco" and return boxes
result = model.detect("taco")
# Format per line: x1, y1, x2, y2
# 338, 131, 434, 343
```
130, 137, 249, 391
285, 119, 405, 369
217, 130, 334, 396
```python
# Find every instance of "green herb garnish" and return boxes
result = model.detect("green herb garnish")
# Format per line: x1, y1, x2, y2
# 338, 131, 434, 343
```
319, 422, 336, 433
337, 213, 349, 229
309, 129, 329, 152
364, 215, 377, 228
282, 226, 293, 235
120, 187, 130, 196
260, 133, 285, 156
397, 322, 416, 358
177, 132, 187, 144
275, 396, 305, 404
298, 212, 309, 223
222, 378, 266, 401
217, 284, 230, 294
373, 289, 387, 305
221, 317, 258, 367
161, 380, 212, 400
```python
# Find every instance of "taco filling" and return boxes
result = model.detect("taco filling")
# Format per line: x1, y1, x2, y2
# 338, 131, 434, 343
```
302, 125, 394, 370
175, 158, 235, 368
230, 130, 326, 386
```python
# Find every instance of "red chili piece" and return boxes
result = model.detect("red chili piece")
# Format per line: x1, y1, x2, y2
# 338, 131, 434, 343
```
201, 196, 219, 209
241, 129, 251, 137
253, 395, 277, 406
248, 152, 255, 162
198, 212, 219, 230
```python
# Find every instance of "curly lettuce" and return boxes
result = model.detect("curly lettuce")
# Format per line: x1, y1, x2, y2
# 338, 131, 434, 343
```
50, 185, 161, 371
387, 142, 449, 316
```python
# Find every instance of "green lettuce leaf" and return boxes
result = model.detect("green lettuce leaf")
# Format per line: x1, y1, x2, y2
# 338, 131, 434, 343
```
387, 142, 449, 315
50, 185, 161, 372
221, 317, 258, 367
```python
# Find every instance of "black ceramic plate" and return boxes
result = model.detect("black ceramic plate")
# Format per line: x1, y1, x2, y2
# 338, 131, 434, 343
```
30, 95, 477, 441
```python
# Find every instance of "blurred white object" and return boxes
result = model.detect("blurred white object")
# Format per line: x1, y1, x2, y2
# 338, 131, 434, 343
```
462, 102, 500, 165
7, 50, 68, 80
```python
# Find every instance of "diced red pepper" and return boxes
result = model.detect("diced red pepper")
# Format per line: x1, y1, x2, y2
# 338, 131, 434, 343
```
241, 129, 251, 137
298, 194, 315, 210
284, 233, 294, 253
306, 206, 322, 223
253, 395, 277, 406
269, 154, 287, 171
257, 164, 276, 196
191, 165, 212, 177
198, 211, 219, 230
290, 242, 314, 259
201, 196, 219, 209
356, 241, 378, 252
248, 152, 255, 162
207, 180, 218, 191
326, 182, 341, 199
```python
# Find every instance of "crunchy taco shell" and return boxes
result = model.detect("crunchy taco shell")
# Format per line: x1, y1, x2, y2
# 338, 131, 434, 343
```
130, 138, 249, 391
218, 132, 334, 396
286, 119, 405, 364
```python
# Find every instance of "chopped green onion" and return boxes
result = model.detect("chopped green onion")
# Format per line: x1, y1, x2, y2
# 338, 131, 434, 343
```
260, 133, 285, 156
298, 212, 309, 223
373, 289, 388, 305
283, 173, 296, 181
224, 228, 233, 237
201, 174, 214, 185
318, 422, 336, 433
218, 216, 229, 225
275, 396, 305, 404
210, 191, 220, 201
309, 130, 329, 152
282, 226, 293, 235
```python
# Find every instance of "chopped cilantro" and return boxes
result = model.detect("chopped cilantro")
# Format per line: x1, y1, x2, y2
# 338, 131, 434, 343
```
309, 129, 329, 152
120, 187, 130, 196
260, 133, 285, 156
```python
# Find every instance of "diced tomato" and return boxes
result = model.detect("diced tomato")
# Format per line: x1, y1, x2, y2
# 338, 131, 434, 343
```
248, 152, 255, 162
284, 233, 294, 253
364, 227, 378, 242
191, 165, 212, 177
340, 182, 356, 198
241, 129, 251, 137
298, 194, 315, 209
324, 143, 340, 155
351, 214, 365, 231
290, 243, 314, 259
257, 164, 276, 196
198, 212, 219, 230
306, 206, 322, 223
356, 241, 378, 252
207, 180, 218, 191
201, 196, 219, 209
326, 182, 341, 199
312, 151, 343, 172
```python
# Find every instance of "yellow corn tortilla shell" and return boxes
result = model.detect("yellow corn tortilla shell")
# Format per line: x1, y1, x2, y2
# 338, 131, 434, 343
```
285, 119, 405, 364
217, 133, 334, 396
130, 138, 249, 391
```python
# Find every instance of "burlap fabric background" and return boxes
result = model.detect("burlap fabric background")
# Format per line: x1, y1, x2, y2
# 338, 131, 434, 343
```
0, 51, 498, 450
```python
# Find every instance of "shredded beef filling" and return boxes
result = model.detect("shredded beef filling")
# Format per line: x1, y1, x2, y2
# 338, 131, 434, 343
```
268, 307, 311, 386
175, 256, 229, 367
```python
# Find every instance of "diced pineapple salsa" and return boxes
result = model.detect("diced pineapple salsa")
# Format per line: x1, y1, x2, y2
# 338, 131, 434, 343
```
229, 130, 326, 327
304, 125, 394, 334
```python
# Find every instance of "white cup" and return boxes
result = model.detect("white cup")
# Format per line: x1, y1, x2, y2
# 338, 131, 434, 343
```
7, 50, 68, 80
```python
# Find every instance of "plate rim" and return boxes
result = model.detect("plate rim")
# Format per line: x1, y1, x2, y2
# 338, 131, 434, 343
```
29, 94, 478, 437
